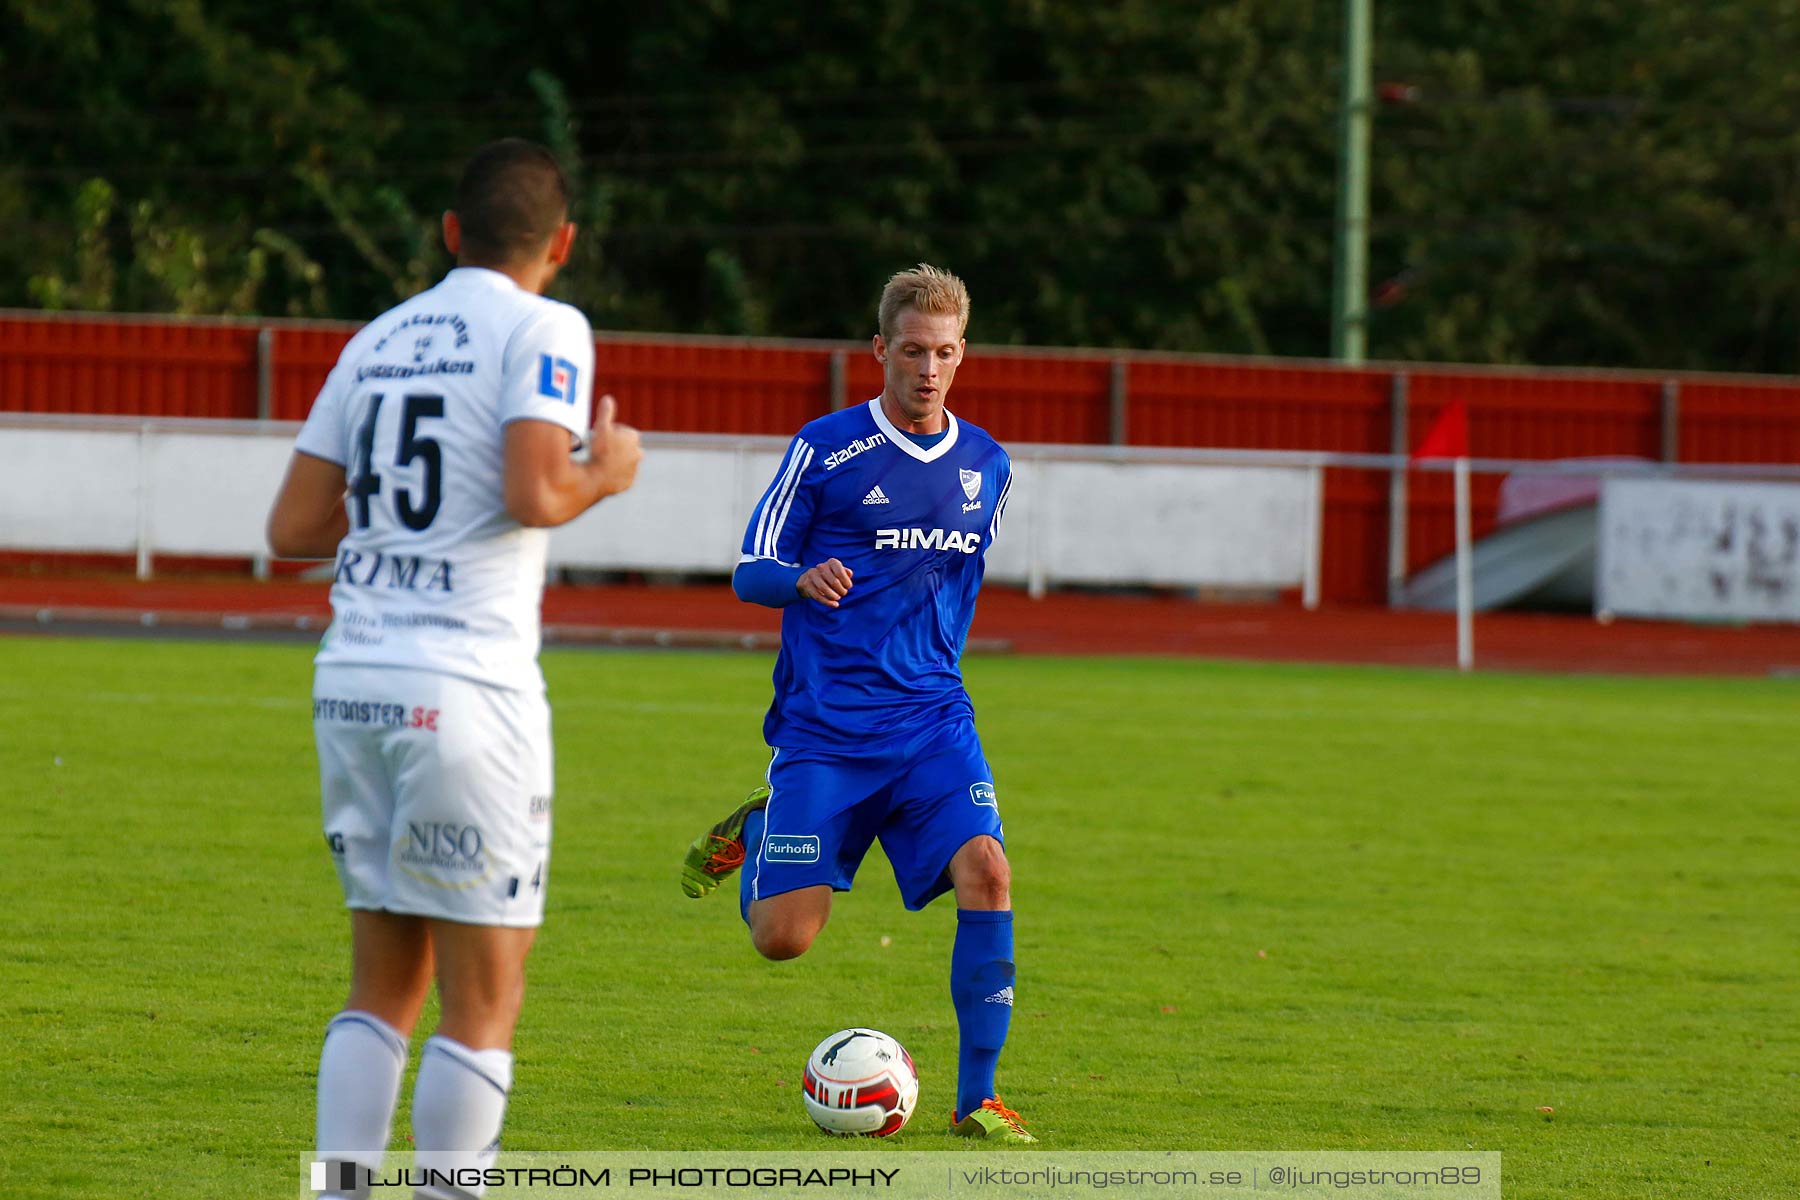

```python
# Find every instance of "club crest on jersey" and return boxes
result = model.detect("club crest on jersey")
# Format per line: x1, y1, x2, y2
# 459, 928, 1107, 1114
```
960, 468, 981, 500
537, 354, 578, 404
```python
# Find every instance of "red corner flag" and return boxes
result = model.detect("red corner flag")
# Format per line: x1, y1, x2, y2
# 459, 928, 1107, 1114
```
1412, 399, 1469, 460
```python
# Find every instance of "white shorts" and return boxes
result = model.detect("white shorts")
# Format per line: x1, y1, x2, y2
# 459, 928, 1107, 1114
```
313, 664, 553, 927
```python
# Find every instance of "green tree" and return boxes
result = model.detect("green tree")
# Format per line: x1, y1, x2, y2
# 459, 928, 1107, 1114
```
9, 0, 1800, 373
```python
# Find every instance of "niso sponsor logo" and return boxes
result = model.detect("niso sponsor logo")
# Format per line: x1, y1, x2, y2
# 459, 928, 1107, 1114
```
874, 528, 982, 553
400, 821, 485, 872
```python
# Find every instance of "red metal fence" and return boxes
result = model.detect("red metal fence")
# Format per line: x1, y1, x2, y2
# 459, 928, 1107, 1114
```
4, 310, 1797, 602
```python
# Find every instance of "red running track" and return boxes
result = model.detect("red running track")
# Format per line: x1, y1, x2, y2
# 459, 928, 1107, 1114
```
2, 573, 1798, 677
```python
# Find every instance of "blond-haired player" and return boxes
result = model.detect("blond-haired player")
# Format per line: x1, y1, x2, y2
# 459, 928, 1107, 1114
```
681, 264, 1032, 1142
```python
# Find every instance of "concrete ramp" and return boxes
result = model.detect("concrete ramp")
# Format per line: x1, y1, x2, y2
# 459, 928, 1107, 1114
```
1401, 504, 1597, 612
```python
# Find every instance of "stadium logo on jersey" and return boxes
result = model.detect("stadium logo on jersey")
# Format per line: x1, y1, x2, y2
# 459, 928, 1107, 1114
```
960, 468, 981, 500
537, 353, 579, 404
763, 833, 821, 863
970, 782, 998, 809
874, 528, 983, 553
862, 485, 891, 505
826, 433, 888, 470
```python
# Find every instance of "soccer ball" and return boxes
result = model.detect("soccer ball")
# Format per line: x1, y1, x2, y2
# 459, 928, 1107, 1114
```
801, 1028, 919, 1137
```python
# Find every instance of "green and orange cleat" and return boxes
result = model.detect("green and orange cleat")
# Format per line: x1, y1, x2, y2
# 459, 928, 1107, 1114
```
952, 1097, 1037, 1143
679, 785, 770, 898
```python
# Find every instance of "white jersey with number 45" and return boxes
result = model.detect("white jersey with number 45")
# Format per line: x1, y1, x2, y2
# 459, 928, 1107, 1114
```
295, 267, 595, 692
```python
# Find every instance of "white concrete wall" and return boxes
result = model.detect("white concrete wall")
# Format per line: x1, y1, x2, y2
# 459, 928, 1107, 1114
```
0, 420, 1321, 594
1599, 478, 1800, 623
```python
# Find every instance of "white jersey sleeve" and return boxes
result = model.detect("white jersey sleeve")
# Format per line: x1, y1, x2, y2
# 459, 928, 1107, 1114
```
293, 351, 364, 466
500, 304, 596, 442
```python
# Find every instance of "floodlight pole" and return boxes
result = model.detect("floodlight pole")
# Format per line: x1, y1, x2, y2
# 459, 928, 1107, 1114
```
1454, 456, 1474, 671
1330, 0, 1373, 363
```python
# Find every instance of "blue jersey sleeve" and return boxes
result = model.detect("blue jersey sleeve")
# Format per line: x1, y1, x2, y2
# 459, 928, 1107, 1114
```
741, 435, 819, 567
986, 453, 1015, 545
733, 557, 804, 607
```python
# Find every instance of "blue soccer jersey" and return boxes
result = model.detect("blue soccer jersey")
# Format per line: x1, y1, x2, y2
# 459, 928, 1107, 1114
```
741, 397, 1013, 750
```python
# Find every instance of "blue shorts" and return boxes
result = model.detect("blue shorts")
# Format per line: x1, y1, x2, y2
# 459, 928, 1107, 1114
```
748, 717, 1004, 912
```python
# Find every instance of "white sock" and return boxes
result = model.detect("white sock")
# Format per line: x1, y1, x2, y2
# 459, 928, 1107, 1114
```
411, 1035, 514, 1199
314, 1010, 408, 1200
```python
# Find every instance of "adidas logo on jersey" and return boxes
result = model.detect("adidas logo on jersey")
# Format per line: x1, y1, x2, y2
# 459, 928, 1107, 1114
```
862, 485, 891, 505
984, 986, 1015, 1006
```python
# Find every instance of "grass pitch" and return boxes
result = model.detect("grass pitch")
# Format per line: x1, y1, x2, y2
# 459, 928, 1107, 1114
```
2, 635, 1796, 1198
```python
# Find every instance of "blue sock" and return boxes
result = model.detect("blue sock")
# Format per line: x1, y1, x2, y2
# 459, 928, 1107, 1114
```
950, 909, 1014, 1121
737, 807, 766, 926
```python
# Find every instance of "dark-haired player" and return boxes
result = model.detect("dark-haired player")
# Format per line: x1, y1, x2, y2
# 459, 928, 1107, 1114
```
268, 139, 641, 1199
680, 264, 1033, 1142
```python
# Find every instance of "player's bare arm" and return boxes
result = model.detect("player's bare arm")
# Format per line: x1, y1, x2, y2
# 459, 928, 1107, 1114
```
267, 451, 350, 558
503, 394, 642, 527
796, 558, 853, 607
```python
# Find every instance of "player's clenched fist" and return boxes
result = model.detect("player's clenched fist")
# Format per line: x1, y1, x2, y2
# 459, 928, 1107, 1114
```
590, 394, 643, 495
798, 558, 854, 607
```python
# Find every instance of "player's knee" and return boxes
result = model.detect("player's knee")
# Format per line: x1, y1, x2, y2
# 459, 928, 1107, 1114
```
441, 969, 527, 1028
750, 924, 816, 961
963, 872, 1010, 910
953, 837, 1010, 908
